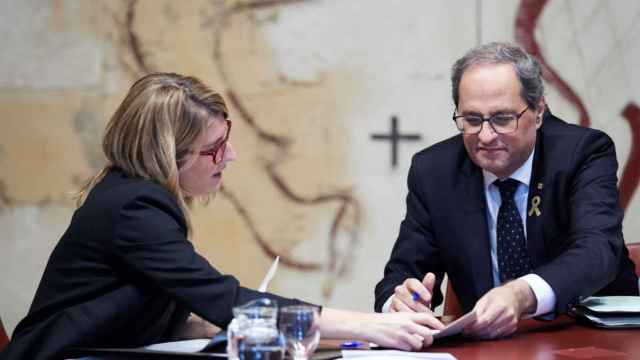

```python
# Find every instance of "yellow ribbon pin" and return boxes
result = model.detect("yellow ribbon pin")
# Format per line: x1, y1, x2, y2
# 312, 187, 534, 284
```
528, 195, 541, 217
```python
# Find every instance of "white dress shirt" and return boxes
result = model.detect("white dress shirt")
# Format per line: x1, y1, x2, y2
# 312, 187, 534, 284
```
383, 149, 556, 316
482, 149, 555, 317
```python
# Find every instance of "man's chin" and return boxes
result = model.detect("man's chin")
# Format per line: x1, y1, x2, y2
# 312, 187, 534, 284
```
475, 158, 508, 177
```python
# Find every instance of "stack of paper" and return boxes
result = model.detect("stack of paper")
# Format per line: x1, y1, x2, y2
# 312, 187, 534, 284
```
571, 296, 640, 328
145, 339, 211, 353
432, 310, 476, 339
342, 350, 456, 359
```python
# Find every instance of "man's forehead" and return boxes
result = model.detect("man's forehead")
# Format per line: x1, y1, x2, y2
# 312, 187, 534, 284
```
458, 63, 524, 108
460, 63, 518, 84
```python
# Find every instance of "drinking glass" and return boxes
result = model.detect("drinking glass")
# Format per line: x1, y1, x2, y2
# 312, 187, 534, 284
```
278, 305, 320, 360
228, 298, 285, 360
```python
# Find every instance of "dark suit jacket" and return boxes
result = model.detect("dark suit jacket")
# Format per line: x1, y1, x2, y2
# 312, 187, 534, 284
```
374, 111, 638, 315
1, 168, 306, 360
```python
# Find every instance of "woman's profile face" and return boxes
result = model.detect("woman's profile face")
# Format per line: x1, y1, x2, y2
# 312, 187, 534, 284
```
179, 116, 236, 196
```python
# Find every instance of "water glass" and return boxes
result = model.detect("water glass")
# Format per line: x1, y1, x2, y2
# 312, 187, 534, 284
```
228, 298, 285, 360
235, 327, 284, 360
278, 305, 321, 360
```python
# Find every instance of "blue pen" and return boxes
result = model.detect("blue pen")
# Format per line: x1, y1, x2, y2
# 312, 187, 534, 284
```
412, 291, 420, 302
340, 341, 364, 349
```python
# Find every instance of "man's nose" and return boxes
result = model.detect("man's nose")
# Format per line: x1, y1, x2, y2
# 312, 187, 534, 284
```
477, 122, 498, 144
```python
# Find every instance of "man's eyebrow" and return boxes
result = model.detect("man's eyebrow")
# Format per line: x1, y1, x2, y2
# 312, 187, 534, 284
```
490, 108, 520, 115
462, 108, 518, 116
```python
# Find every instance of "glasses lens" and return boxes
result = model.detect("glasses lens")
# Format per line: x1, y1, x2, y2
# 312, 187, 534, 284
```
462, 116, 483, 134
491, 115, 517, 133
214, 142, 226, 164
213, 120, 232, 164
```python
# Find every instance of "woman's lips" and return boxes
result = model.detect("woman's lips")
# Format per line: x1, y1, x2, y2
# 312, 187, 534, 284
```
213, 166, 225, 178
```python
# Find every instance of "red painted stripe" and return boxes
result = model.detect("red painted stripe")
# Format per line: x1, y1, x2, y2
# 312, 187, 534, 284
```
620, 103, 640, 211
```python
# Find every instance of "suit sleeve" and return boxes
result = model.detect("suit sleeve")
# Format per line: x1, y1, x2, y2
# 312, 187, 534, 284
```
374, 155, 444, 312
110, 189, 308, 328
533, 130, 624, 314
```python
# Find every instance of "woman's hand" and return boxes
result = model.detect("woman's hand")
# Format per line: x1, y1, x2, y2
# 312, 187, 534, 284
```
318, 308, 445, 351
359, 312, 445, 350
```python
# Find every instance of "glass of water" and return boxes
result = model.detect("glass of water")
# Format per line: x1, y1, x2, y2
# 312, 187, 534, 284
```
278, 305, 321, 360
235, 327, 284, 360
228, 298, 285, 360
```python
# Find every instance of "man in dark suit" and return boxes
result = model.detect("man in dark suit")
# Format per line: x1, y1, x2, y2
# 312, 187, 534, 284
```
374, 42, 638, 339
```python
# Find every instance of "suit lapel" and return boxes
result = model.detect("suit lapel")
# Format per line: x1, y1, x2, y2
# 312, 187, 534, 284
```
461, 158, 494, 298
526, 130, 546, 268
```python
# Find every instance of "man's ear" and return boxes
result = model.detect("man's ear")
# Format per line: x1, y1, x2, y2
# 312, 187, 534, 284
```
535, 97, 546, 127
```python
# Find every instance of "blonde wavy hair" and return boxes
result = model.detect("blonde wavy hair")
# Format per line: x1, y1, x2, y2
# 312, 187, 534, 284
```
76, 72, 229, 237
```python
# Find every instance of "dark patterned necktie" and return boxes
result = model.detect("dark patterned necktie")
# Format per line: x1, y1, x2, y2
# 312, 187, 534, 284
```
495, 178, 532, 283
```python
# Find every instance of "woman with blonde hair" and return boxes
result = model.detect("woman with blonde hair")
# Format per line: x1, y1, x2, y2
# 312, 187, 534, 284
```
1, 73, 442, 360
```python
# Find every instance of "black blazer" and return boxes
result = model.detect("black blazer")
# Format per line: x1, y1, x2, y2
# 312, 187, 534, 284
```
374, 112, 638, 314
1, 168, 306, 360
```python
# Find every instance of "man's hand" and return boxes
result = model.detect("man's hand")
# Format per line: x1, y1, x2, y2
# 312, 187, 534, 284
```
463, 279, 536, 339
390, 273, 436, 313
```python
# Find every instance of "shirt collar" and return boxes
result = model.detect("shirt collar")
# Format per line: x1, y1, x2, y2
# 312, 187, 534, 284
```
482, 148, 535, 189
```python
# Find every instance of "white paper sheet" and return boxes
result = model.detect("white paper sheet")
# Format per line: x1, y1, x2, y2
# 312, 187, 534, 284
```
144, 339, 210, 353
432, 310, 476, 339
342, 349, 456, 359
579, 296, 640, 313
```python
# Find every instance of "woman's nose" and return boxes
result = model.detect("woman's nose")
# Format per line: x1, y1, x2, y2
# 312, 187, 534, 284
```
225, 142, 237, 161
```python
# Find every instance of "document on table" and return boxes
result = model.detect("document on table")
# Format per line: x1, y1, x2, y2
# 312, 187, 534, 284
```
432, 310, 476, 339
570, 296, 640, 328
578, 296, 640, 313
342, 350, 456, 359
145, 339, 210, 352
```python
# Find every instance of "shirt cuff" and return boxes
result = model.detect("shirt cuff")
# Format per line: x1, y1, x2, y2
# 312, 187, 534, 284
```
519, 274, 556, 317
381, 295, 394, 313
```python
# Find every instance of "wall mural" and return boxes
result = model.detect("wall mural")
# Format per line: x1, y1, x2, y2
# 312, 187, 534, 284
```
115, 0, 362, 297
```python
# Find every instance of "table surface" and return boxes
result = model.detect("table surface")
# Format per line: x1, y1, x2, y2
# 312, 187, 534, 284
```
64, 316, 640, 359
426, 316, 640, 359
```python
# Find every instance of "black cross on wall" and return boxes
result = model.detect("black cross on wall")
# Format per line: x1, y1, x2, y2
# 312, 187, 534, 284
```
371, 115, 422, 168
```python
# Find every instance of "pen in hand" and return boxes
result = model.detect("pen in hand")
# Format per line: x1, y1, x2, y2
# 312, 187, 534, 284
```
411, 291, 433, 313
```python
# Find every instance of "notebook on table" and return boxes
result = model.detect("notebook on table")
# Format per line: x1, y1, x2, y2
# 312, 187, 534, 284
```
570, 296, 640, 329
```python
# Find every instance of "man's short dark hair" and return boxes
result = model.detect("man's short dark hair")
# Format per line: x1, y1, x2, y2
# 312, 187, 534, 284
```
451, 42, 544, 109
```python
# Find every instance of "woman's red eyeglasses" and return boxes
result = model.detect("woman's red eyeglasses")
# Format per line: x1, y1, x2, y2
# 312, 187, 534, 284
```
199, 119, 231, 164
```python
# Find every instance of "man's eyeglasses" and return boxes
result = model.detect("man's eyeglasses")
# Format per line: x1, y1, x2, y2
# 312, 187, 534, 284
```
199, 119, 232, 164
452, 106, 529, 135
